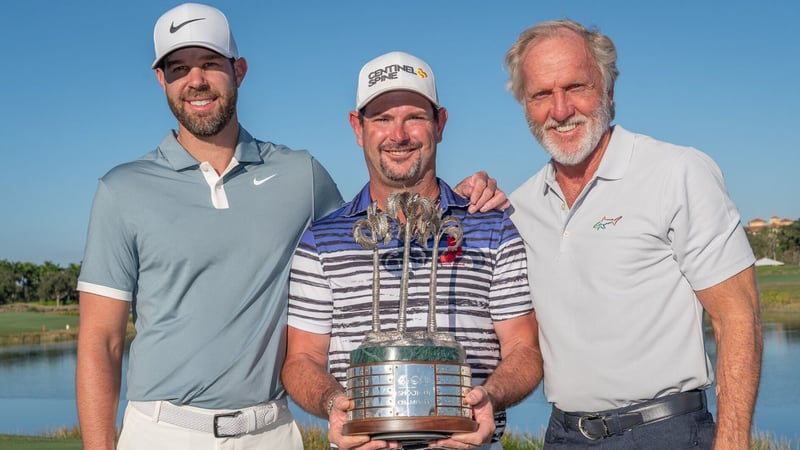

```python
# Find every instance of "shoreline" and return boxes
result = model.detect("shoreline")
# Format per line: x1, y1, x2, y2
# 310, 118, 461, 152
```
0, 329, 80, 346
0, 303, 798, 347
0, 303, 134, 347
0, 310, 800, 347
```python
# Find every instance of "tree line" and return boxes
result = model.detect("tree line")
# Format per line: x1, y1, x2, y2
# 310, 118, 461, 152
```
0, 260, 80, 306
746, 218, 800, 264
1, 219, 797, 306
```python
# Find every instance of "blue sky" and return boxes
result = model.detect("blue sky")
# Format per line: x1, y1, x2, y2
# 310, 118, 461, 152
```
2, 1, 799, 266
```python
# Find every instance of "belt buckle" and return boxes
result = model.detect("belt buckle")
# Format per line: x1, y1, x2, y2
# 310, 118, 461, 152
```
578, 414, 608, 440
213, 410, 242, 438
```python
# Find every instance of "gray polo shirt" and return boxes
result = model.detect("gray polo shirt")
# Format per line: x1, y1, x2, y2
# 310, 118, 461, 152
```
78, 127, 343, 409
510, 125, 754, 412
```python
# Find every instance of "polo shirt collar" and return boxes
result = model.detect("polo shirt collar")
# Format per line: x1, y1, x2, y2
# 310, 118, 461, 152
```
341, 178, 469, 218
233, 128, 264, 164
594, 125, 633, 181
157, 126, 262, 171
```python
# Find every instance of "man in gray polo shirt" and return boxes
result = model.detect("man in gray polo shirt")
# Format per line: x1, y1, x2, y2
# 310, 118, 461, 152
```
75, 4, 505, 450
504, 20, 762, 449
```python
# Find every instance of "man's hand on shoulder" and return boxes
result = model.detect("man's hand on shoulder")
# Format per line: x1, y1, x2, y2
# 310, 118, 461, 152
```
454, 171, 510, 213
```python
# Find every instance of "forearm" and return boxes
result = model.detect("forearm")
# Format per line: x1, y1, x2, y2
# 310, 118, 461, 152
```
482, 342, 542, 411
697, 266, 763, 450
282, 355, 344, 419
712, 311, 762, 449
76, 335, 124, 450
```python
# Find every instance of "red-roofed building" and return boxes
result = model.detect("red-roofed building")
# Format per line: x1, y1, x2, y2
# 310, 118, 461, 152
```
745, 216, 794, 233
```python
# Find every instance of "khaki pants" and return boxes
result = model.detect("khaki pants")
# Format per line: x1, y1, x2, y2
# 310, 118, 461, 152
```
117, 401, 304, 450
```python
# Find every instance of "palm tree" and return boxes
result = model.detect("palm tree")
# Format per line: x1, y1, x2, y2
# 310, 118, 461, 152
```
426, 213, 462, 333
353, 204, 392, 333
386, 192, 437, 334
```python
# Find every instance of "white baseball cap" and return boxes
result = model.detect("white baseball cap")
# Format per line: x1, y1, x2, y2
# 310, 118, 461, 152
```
356, 51, 439, 110
152, 3, 238, 69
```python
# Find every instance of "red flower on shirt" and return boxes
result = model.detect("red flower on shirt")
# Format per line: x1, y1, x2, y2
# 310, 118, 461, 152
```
440, 236, 463, 263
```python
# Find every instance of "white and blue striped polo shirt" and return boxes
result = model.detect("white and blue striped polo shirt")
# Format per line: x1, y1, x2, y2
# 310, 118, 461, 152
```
288, 179, 533, 440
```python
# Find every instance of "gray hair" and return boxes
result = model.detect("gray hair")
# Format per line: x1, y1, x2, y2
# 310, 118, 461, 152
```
505, 20, 619, 115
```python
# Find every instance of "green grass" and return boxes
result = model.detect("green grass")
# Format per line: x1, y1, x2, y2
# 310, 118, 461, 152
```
750, 430, 795, 450
299, 425, 330, 449
280, 426, 797, 450
0, 310, 79, 346
757, 265, 800, 309
500, 430, 544, 449
0, 425, 793, 449
0, 312, 79, 336
0, 434, 82, 450
299, 426, 795, 450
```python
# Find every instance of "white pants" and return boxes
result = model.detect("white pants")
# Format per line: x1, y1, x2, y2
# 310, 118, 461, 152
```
117, 401, 304, 450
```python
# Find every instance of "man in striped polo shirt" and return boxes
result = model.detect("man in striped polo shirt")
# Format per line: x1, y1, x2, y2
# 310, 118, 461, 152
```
282, 51, 542, 450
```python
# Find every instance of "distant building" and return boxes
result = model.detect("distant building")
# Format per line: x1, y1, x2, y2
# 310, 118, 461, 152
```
745, 216, 794, 233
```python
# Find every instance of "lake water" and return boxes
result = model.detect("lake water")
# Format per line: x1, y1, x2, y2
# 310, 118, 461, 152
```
1, 316, 798, 447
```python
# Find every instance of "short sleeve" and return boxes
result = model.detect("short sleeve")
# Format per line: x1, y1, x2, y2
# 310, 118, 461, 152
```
77, 179, 138, 301
665, 150, 754, 290
288, 228, 334, 334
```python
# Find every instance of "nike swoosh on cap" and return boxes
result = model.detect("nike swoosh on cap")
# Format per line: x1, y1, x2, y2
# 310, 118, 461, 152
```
253, 174, 278, 186
170, 18, 205, 33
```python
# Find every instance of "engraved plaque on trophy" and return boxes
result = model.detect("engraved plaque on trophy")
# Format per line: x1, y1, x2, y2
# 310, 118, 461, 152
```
343, 192, 477, 443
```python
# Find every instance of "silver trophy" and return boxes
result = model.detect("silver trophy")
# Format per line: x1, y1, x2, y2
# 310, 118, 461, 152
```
343, 192, 477, 443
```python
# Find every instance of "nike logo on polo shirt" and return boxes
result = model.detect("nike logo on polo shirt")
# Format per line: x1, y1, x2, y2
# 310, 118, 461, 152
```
170, 18, 205, 33
253, 174, 277, 186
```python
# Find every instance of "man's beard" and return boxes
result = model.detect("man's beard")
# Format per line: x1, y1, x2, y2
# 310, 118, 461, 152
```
528, 95, 612, 166
169, 86, 238, 137
379, 146, 423, 183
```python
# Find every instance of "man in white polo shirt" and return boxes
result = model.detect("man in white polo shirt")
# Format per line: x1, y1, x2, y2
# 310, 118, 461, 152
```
75, 4, 505, 450
504, 20, 762, 449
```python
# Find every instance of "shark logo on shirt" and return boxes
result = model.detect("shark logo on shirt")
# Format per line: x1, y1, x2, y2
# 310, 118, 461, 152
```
593, 215, 622, 230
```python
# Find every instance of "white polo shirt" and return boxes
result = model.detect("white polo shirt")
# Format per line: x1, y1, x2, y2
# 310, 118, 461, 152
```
509, 125, 754, 412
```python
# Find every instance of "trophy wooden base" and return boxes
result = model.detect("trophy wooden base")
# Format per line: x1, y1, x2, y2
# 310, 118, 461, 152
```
343, 415, 477, 438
